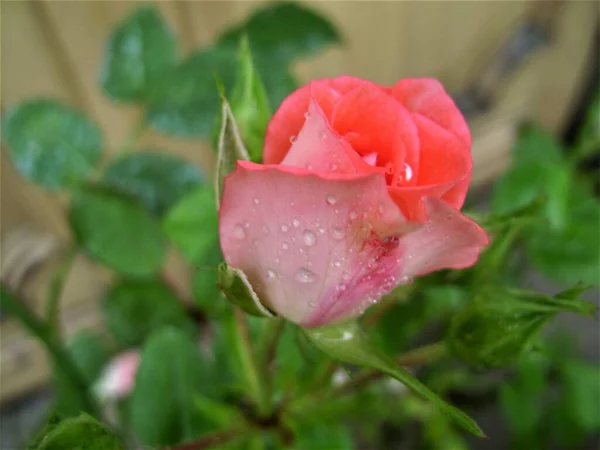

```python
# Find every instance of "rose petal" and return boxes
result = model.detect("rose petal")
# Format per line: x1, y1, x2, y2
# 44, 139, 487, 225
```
397, 196, 489, 278
219, 161, 408, 325
264, 76, 367, 165
280, 99, 381, 176
331, 81, 420, 183
390, 78, 471, 147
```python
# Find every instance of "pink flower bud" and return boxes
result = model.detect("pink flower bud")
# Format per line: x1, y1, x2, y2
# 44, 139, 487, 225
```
94, 350, 140, 401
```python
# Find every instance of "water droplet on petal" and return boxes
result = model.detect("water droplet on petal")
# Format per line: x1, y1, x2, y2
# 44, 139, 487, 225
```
244, 222, 250, 229
303, 230, 317, 247
349, 211, 358, 220
326, 195, 337, 205
282, 242, 290, 250
295, 267, 317, 284
332, 228, 345, 240
319, 130, 328, 140
253, 197, 260, 205
333, 260, 342, 268
308, 301, 317, 307
404, 163, 413, 181
378, 203, 385, 214
292, 218, 300, 228
444, 213, 453, 221
330, 163, 338, 171
317, 226, 326, 234
306, 164, 314, 170
280, 223, 289, 233
266, 269, 277, 282
233, 224, 246, 240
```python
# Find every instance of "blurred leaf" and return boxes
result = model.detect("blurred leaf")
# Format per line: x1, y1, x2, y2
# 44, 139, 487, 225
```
103, 151, 204, 217
55, 331, 111, 417
525, 184, 600, 285
217, 2, 341, 63
560, 360, 600, 433
304, 321, 485, 438
100, 5, 177, 102
2, 100, 102, 189
28, 413, 124, 450
103, 278, 195, 347
163, 186, 218, 264
448, 286, 594, 369
146, 47, 236, 137
511, 124, 564, 164
573, 88, 600, 162
230, 36, 271, 162
129, 327, 215, 446
254, 58, 298, 111
293, 422, 354, 450
499, 354, 547, 445
70, 185, 166, 276
217, 262, 274, 317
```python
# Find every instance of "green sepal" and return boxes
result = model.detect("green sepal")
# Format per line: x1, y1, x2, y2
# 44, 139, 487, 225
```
303, 321, 486, 438
217, 262, 274, 318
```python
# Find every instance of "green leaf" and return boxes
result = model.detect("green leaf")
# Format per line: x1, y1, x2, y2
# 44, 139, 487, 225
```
525, 184, 600, 285
28, 413, 124, 450
129, 327, 214, 446
146, 47, 237, 137
102, 151, 204, 217
217, 2, 341, 63
254, 58, 298, 110
511, 124, 565, 164
163, 186, 219, 264
560, 360, 600, 433
2, 100, 103, 189
100, 5, 177, 102
217, 262, 274, 317
230, 36, 271, 162
103, 278, 195, 347
303, 321, 485, 438
70, 185, 166, 276
54, 331, 111, 417
293, 422, 355, 450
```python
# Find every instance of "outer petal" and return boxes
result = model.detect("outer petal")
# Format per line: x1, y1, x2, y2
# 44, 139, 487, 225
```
389, 78, 471, 147
397, 196, 489, 278
263, 76, 371, 165
219, 161, 408, 326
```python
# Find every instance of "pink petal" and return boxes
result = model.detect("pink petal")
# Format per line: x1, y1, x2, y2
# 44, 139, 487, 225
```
94, 351, 140, 400
280, 99, 381, 176
390, 78, 471, 147
398, 196, 489, 278
219, 161, 408, 325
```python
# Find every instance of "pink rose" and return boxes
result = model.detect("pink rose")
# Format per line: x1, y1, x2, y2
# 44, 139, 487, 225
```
219, 76, 488, 327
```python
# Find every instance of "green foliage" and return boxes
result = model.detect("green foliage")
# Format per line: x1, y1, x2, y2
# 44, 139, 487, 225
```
448, 285, 595, 369
163, 185, 219, 264
2, 100, 103, 189
146, 47, 237, 137
129, 327, 216, 446
217, 2, 341, 63
103, 278, 195, 347
100, 5, 177, 102
192, 245, 225, 315
28, 413, 124, 450
304, 321, 485, 438
230, 36, 272, 162
70, 185, 166, 276
102, 151, 204, 217
293, 421, 355, 450
54, 331, 111, 417
217, 262, 274, 317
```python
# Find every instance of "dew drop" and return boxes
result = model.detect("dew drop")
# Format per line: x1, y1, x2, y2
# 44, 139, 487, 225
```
330, 163, 338, 171
233, 224, 246, 240
404, 163, 413, 182
295, 267, 317, 284
282, 242, 290, 250
319, 130, 328, 140
349, 211, 358, 220
338, 284, 347, 292
302, 230, 317, 247
378, 203, 385, 214
326, 195, 337, 205
444, 213, 453, 221
332, 228, 345, 240
243, 221, 250, 229
308, 301, 317, 307
280, 223, 289, 233
333, 260, 342, 268
306, 164, 314, 170
253, 197, 260, 205
275, 257, 281, 264
266, 269, 277, 282
317, 226, 326, 235
334, 209, 340, 215
292, 218, 300, 228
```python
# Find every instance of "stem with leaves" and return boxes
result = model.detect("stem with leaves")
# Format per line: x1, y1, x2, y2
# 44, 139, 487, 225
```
45, 246, 77, 339
1, 283, 101, 417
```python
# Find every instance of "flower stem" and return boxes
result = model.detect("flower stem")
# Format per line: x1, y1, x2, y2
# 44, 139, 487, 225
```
1, 283, 100, 417
45, 246, 77, 339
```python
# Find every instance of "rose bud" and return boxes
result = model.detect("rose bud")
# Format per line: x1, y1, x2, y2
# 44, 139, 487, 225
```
94, 350, 140, 401
219, 77, 489, 327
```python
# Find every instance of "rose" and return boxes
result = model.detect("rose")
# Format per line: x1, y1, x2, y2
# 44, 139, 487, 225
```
219, 76, 488, 327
